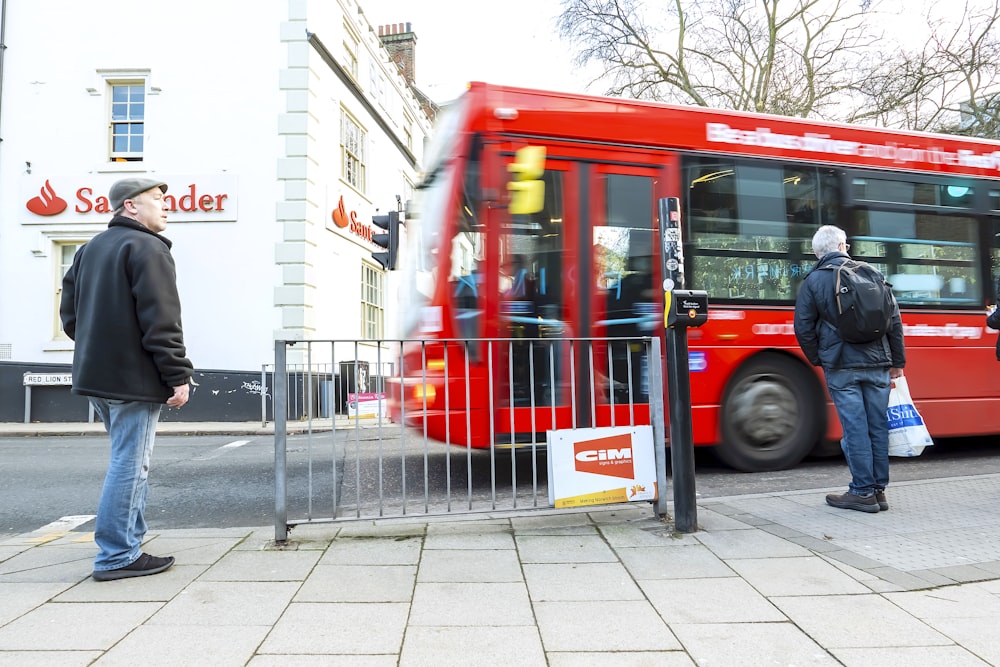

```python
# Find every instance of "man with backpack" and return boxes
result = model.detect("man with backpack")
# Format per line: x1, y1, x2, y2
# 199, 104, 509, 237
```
794, 225, 906, 513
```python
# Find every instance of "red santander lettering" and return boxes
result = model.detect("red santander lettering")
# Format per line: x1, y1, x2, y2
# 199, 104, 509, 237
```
163, 184, 228, 212
75, 187, 112, 214
349, 218, 374, 242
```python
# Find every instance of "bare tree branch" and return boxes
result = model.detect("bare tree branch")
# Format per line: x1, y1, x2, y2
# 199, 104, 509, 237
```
557, 0, 1000, 135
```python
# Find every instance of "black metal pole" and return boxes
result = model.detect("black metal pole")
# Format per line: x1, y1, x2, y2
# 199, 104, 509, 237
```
666, 328, 697, 532
658, 197, 698, 533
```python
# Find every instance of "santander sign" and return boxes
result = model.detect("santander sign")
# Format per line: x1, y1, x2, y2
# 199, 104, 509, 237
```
331, 194, 378, 243
23, 176, 237, 221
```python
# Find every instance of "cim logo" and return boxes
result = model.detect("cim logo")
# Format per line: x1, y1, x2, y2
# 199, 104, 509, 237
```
25, 180, 68, 216
573, 433, 635, 480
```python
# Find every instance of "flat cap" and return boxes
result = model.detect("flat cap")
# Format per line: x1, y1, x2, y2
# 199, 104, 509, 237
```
109, 178, 168, 211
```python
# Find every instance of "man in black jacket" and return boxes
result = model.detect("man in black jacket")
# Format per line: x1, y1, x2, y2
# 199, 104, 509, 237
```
61, 177, 193, 580
794, 225, 905, 513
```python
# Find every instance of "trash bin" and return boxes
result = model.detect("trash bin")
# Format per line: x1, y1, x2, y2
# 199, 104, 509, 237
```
318, 380, 333, 418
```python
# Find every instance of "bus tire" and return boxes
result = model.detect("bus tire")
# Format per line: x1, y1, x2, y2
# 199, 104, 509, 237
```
716, 353, 825, 472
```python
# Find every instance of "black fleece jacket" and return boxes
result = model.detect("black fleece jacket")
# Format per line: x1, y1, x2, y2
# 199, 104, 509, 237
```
60, 216, 193, 402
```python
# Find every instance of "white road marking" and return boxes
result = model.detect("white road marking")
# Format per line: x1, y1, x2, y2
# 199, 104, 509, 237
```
18, 515, 96, 544
193, 439, 253, 460
37, 515, 95, 532
221, 440, 251, 449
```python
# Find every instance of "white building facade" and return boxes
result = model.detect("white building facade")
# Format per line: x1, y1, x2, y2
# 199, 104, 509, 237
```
0, 0, 433, 421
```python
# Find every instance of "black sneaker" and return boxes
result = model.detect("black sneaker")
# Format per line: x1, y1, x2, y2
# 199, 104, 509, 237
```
92, 553, 175, 581
875, 490, 888, 511
825, 491, 879, 513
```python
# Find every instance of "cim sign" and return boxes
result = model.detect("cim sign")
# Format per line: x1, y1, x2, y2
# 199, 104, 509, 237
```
22, 174, 239, 222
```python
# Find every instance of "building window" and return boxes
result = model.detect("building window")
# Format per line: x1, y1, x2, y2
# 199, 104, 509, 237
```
341, 110, 367, 192
403, 112, 413, 151
403, 177, 414, 211
343, 24, 359, 79
55, 242, 86, 338
361, 263, 384, 339
109, 83, 145, 161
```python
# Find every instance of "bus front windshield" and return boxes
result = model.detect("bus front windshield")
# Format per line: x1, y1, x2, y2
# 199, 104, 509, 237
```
399, 96, 470, 338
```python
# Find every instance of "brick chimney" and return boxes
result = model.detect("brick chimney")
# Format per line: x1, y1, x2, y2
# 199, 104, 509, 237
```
378, 22, 417, 85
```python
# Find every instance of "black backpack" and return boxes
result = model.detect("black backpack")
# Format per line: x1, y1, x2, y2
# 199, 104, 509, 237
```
823, 260, 895, 343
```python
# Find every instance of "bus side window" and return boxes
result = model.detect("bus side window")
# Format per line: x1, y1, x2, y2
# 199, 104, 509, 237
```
854, 211, 981, 306
993, 216, 1000, 303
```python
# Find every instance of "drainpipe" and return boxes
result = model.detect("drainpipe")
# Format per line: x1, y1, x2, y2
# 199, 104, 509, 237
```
0, 0, 7, 150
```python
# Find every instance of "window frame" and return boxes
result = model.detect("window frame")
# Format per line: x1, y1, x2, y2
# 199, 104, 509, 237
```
361, 261, 384, 340
108, 81, 146, 162
343, 22, 360, 80
53, 240, 88, 340
340, 109, 368, 193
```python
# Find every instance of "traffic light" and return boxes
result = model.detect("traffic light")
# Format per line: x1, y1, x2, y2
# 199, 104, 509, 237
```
507, 145, 546, 214
371, 210, 400, 270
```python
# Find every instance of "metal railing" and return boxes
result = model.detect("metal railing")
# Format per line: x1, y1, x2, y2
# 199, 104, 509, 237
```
273, 336, 667, 541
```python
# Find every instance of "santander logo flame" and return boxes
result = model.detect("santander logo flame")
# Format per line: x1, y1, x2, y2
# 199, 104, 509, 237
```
331, 195, 350, 228
25, 180, 68, 216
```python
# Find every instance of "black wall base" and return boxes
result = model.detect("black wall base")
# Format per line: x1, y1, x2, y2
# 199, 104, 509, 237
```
1, 362, 275, 423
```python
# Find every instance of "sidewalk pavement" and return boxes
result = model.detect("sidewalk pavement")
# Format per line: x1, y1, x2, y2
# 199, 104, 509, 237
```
3, 469, 1000, 666
0, 419, 338, 438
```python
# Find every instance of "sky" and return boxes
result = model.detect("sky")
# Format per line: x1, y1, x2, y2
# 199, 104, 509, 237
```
361, 0, 599, 104
360, 0, 945, 108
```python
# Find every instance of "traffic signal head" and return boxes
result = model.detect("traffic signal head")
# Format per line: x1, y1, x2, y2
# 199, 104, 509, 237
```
371, 210, 400, 270
507, 145, 546, 215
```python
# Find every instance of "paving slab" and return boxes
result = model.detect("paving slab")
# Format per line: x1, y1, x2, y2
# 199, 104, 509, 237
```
726, 556, 872, 596
772, 593, 954, 648
669, 622, 841, 666
294, 564, 416, 602
639, 577, 787, 623
417, 548, 523, 582
0, 601, 161, 651
399, 626, 545, 666
408, 582, 534, 626
618, 543, 735, 580
258, 602, 409, 655
534, 600, 682, 652
523, 562, 644, 601
515, 534, 616, 563
94, 624, 270, 667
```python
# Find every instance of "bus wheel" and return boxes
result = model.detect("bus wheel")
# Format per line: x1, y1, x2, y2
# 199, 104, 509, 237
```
717, 354, 824, 472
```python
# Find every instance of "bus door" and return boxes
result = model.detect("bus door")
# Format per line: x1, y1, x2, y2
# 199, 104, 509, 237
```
584, 161, 671, 428
494, 152, 576, 441
493, 147, 677, 441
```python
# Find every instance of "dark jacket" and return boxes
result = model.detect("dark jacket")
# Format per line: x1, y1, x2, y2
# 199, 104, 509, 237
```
60, 217, 193, 402
987, 307, 1000, 360
793, 251, 905, 371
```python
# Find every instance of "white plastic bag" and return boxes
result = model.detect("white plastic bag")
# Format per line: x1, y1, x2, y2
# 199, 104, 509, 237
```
886, 376, 933, 457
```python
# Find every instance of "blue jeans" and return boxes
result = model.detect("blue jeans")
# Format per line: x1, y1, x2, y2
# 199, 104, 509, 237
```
824, 367, 891, 497
88, 398, 162, 571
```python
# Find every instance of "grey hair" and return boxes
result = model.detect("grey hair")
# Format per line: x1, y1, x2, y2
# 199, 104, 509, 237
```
811, 225, 847, 257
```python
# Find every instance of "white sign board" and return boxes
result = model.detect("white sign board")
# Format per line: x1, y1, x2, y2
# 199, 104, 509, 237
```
347, 392, 385, 419
547, 425, 657, 509
23, 373, 72, 386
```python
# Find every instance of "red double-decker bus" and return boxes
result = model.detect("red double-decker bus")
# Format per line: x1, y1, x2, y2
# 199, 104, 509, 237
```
391, 81, 1000, 472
